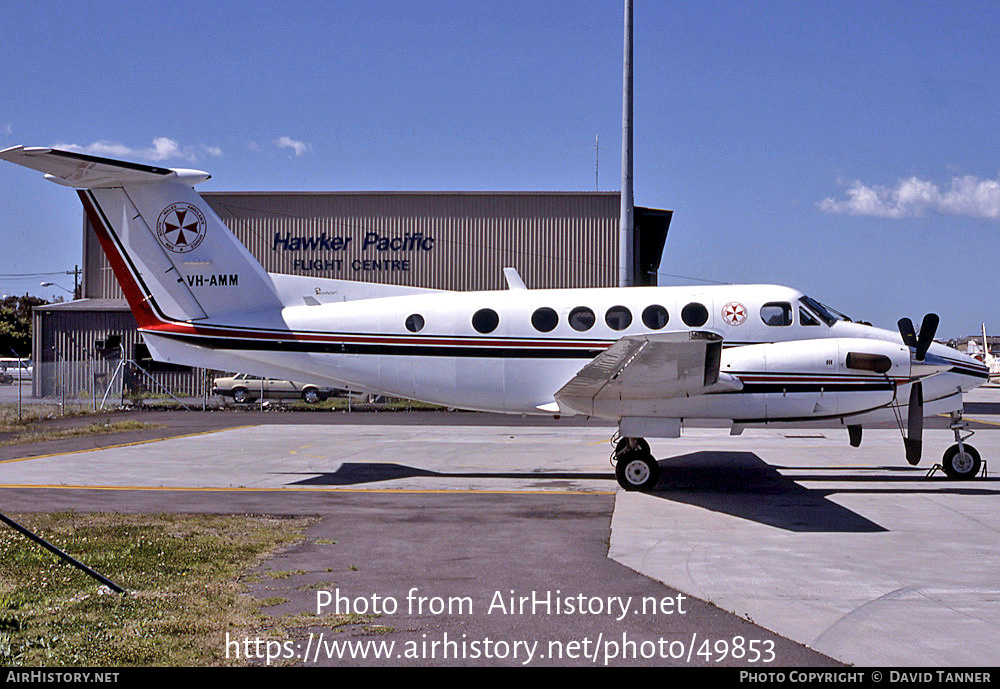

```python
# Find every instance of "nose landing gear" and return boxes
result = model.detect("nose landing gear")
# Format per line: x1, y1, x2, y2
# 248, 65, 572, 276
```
937, 413, 984, 480
612, 436, 660, 491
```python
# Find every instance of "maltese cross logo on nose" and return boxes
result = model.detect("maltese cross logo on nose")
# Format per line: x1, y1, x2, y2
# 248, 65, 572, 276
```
156, 202, 207, 253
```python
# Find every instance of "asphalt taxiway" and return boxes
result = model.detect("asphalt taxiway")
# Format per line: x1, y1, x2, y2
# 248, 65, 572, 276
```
1, 387, 998, 666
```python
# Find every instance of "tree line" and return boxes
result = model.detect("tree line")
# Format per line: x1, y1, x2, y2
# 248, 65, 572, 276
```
0, 295, 50, 357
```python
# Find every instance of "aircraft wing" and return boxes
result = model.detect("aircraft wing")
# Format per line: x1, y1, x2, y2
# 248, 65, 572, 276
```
554, 330, 740, 416
0, 145, 206, 188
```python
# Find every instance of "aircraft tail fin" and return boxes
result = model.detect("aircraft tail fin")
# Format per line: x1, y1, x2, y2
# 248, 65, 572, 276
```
1, 145, 281, 328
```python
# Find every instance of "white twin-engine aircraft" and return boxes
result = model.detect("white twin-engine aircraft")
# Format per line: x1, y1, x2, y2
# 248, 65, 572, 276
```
1, 145, 990, 490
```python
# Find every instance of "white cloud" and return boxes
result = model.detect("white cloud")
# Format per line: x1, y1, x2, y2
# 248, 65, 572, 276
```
53, 137, 222, 163
2, 123, 11, 135
819, 174, 1000, 220
274, 136, 312, 157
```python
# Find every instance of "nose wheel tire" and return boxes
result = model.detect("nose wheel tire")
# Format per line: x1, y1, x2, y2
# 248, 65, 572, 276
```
615, 452, 660, 492
942, 444, 981, 480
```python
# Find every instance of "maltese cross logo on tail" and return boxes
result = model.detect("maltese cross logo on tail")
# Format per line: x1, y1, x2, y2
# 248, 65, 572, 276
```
156, 202, 207, 253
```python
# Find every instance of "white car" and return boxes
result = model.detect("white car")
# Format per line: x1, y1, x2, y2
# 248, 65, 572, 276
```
212, 373, 337, 404
0, 358, 32, 384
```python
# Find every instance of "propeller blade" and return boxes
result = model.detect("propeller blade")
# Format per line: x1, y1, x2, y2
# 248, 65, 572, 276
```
915, 313, 939, 361
898, 318, 917, 349
904, 381, 923, 465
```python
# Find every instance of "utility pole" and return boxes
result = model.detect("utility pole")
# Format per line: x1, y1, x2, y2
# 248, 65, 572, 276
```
66, 265, 81, 299
618, 0, 635, 287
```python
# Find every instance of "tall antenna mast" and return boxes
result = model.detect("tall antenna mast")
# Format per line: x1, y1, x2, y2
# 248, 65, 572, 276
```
618, 0, 635, 287
595, 134, 600, 191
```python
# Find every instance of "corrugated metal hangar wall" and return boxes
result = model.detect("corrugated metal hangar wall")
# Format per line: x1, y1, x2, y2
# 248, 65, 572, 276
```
35, 191, 671, 398
83, 191, 669, 297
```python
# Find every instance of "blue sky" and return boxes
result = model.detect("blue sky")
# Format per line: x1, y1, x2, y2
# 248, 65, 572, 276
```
1, 1, 997, 338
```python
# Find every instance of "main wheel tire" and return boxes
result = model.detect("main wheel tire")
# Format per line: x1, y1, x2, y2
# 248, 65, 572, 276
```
615, 451, 660, 492
302, 388, 322, 404
232, 388, 252, 404
0, 373, 11, 385
942, 444, 981, 480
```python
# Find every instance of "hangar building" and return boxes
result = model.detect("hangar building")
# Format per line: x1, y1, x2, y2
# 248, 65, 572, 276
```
32, 191, 670, 398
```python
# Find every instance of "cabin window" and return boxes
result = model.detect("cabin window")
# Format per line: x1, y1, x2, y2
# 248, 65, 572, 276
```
531, 307, 558, 332
405, 314, 425, 332
761, 302, 792, 326
799, 307, 819, 326
681, 302, 709, 327
472, 308, 500, 334
569, 306, 596, 331
642, 304, 669, 330
605, 306, 632, 331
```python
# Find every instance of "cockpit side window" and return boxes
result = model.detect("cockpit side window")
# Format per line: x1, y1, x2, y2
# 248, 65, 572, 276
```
799, 307, 820, 326
798, 296, 836, 326
761, 302, 792, 327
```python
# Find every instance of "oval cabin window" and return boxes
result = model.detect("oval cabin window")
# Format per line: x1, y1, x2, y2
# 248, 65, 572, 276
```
642, 304, 669, 330
605, 306, 632, 331
569, 306, 596, 332
405, 314, 424, 333
531, 307, 558, 332
681, 302, 709, 327
472, 308, 500, 334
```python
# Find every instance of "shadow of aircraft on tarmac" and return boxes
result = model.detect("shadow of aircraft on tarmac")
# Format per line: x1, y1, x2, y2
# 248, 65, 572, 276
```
963, 400, 1000, 416
280, 451, 999, 533
283, 464, 610, 485
642, 451, 888, 533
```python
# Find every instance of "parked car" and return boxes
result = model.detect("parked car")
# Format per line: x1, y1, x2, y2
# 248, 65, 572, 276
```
0, 358, 32, 384
212, 373, 338, 404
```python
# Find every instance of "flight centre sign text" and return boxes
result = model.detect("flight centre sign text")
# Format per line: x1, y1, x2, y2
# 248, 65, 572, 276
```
272, 230, 436, 273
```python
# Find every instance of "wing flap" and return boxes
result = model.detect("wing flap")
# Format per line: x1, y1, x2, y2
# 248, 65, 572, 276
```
555, 330, 730, 416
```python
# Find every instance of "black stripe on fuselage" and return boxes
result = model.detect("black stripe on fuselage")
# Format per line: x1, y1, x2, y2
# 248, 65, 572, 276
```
948, 365, 990, 380
734, 382, 895, 394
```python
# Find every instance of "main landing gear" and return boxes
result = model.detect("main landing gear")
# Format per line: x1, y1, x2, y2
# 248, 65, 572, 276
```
612, 436, 660, 492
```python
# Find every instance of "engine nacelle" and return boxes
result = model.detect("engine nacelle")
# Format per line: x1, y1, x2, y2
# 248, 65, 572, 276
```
722, 337, 910, 419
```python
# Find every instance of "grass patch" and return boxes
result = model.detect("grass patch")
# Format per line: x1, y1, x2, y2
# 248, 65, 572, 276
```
0, 420, 163, 446
0, 404, 98, 428
0, 512, 315, 666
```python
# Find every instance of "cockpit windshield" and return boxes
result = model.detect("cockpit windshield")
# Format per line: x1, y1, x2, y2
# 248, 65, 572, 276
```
798, 296, 847, 327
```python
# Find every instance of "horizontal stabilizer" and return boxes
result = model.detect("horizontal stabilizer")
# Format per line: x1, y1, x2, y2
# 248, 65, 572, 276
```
0, 145, 210, 188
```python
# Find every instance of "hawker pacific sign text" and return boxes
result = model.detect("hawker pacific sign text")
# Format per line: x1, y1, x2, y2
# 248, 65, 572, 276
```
272, 231, 436, 273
